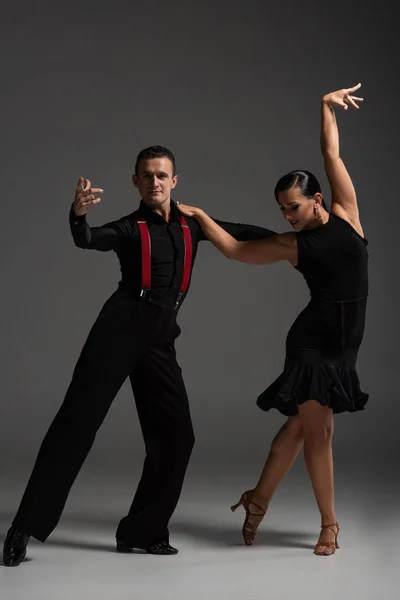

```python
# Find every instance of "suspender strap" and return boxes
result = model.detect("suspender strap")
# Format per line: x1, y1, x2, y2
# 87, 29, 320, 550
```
137, 220, 152, 295
179, 215, 192, 294
135, 211, 193, 307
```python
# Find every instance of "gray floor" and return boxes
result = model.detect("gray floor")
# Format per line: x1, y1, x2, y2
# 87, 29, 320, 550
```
1, 465, 398, 600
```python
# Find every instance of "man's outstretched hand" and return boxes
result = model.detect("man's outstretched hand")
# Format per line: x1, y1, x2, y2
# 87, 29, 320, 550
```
73, 177, 103, 216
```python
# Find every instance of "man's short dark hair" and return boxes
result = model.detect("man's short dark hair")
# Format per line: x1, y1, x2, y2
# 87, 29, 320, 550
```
134, 145, 176, 176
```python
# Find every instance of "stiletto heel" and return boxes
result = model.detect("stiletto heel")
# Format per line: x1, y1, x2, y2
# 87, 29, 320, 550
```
230, 498, 243, 512
314, 522, 340, 556
230, 490, 267, 545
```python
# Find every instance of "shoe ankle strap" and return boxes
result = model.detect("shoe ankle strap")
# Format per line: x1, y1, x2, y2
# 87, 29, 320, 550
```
320, 522, 338, 530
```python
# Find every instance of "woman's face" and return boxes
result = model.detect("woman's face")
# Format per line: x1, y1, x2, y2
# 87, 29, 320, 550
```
277, 187, 322, 231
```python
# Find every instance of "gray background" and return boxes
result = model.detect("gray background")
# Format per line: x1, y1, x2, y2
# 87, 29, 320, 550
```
0, 0, 400, 600
1, 0, 397, 465
0, 1, 399, 597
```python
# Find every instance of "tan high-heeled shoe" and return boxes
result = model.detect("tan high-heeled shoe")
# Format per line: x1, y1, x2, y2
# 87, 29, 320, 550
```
314, 522, 340, 556
230, 490, 267, 546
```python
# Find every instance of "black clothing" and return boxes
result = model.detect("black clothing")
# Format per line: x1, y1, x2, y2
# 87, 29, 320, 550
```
2, 526, 30, 567
14, 295, 192, 545
257, 213, 369, 416
69, 200, 276, 309
116, 539, 179, 555
13, 200, 276, 547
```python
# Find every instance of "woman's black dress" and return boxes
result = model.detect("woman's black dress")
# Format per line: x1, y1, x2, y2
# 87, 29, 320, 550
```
257, 213, 369, 416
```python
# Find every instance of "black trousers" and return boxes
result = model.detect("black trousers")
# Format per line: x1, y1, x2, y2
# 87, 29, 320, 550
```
13, 290, 195, 547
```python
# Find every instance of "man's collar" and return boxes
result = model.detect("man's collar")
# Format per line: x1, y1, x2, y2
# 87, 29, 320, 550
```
137, 199, 179, 223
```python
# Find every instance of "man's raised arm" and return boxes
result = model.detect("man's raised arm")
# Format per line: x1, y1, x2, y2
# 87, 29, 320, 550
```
70, 176, 119, 251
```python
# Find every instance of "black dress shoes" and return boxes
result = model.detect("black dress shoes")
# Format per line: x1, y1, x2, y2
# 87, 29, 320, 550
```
116, 539, 179, 555
2, 525, 31, 566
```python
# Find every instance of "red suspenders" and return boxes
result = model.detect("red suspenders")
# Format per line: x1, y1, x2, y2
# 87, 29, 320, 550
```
136, 213, 193, 309
136, 220, 152, 291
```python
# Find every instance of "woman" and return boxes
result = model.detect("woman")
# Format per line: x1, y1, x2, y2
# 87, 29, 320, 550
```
177, 83, 368, 556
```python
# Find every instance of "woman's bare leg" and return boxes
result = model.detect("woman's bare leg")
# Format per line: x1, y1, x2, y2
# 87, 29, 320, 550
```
297, 400, 338, 554
252, 415, 304, 509
240, 416, 304, 539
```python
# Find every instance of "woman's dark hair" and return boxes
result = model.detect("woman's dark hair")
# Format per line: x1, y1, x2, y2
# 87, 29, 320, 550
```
134, 145, 176, 176
274, 170, 327, 209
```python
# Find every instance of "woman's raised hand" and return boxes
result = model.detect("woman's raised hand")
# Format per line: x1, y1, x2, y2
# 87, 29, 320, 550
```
323, 83, 364, 111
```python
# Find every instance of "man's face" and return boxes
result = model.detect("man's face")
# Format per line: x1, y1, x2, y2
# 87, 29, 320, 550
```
133, 157, 178, 208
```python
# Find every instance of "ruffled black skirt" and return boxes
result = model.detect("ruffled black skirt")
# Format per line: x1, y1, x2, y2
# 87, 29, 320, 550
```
257, 299, 369, 416
256, 348, 369, 416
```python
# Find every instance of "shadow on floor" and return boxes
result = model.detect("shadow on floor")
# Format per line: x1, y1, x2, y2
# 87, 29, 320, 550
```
0, 511, 314, 554
172, 521, 314, 550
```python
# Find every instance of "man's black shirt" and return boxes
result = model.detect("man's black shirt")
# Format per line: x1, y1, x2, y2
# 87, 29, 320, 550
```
69, 200, 277, 309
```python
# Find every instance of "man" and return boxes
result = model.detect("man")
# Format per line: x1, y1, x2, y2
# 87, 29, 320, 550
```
3, 145, 276, 566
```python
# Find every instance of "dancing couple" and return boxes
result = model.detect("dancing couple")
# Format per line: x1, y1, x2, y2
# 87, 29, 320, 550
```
3, 83, 368, 566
